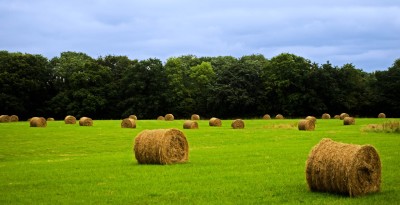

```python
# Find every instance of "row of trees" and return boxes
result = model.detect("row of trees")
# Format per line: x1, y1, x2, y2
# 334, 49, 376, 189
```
1, 50, 399, 120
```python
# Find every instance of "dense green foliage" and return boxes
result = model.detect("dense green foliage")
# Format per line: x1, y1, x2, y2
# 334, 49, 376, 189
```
1, 50, 399, 119
0, 119, 399, 204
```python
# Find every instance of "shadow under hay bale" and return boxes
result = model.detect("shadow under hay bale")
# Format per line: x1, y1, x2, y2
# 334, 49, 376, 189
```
209, 117, 222, 127
165, 114, 174, 121
10, 115, 19, 122
231, 119, 244, 129
378, 113, 386, 118
30, 117, 47, 127
129, 115, 137, 120
306, 138, 381, 197
121, 118, 136, 128
134, 129, 189, 165
298, 119, 315, 131
65, 115, 76, 124
191, 114, 200, 120
183, 120, 198, 129
157, 116, 165, 120
263, 114, 271, 120
79, 117, 93, 126
321, 113, 331, 119
0, 115, 10, 123
344, 117, 355, 125
275, 114, 284, 119
340, 113, 349, 120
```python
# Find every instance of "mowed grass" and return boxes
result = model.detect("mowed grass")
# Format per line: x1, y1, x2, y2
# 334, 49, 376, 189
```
0, 118, 399, 204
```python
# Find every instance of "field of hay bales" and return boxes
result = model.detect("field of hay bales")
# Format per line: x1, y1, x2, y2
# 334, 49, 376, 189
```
0, 118, 399, 204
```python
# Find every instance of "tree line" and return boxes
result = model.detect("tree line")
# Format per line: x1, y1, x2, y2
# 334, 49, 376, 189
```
1, 50, 399, 120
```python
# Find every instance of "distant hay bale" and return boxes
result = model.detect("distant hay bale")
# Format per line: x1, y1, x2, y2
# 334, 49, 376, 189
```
121, 118, 136, 128
334, 115, 340, 119
298, 119, 315, 131
321, 113, 331, 119
340, 113, 349, 120
30, 117, 47, 127
165, 114, 174, 121
79, 117, 93, 126
47, 118, 55, 121
231, 119, 245, 129
0, 115, 10, 123
191, 114, 200, 120
183, 120, 198, 129
275, 114, 284, 119
65, 115, 76, 124
209, 117, 222, 127
305, 116, 317, 124
129, 115, 137, 120
134, 129, 189, 165
377, 113, 386, 118
263, 114, 271, 120
10, 115, 19, 122
157, 116, 165, 120
344, 117, 355, 125
306, 138, 381, 197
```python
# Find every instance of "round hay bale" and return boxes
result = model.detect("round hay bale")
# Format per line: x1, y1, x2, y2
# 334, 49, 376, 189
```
183, 120, 198, 129
209, 117, 222, 127
134, 129, 189, 165
275, 114, 284, 119
121, 118, 136, 128
263, 114, 271, 120
305, 138, 381, 197
334, 115, 340, 119
0, 115, 10, 123
30, 117, 47, 127
298, 119, 315, 131
157, 116, 165, 120
191, 114, 200, 120
10, 115, 19, 122
321, 113, 331, 119
340, 113, 349, 120
79, 117, 93, 126
343, 117, 355, 125
47, 117, 55, 121
377, 113, 386, 118
129, 115, 137, 120
165, 114, 174, 121
65, 115, 76, 124
305, 116, 317, 124
231, 119, 245, 129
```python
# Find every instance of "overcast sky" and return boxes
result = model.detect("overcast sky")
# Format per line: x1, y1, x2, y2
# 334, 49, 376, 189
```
1, 0, 399, 72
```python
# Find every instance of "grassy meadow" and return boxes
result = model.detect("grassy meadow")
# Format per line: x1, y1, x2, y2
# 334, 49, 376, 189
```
0, 118, 399, 204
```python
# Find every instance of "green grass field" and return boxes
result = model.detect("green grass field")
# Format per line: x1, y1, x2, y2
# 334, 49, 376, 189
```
0, 118, 399, 204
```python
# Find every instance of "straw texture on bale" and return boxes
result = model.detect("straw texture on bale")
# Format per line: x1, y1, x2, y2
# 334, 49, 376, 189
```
183, 120, 198, 129
334, 115, 340, 119
157, 116, 165, 120
209, 117, 222, 127
191, 114, 200, 120
305, 116, 317, 124
47, 117, 55, 121
10, 115, 19, 122
121, 118, 136, 128
30, 117, 47, 127
275, 114, 284, 119
231, 119, 245, 129
321, 113, 331, 119
340, 113, 349, 120
129, 115, 137, 120
377, 113, 386, 118
79, 117, 93, 126
0, 115, 11, 122
298, 119, 315, 131
165, 114, 174, 121
344, 117, 355, 125
65, 115, 77, 124
263, 114, 271, 120
134, 129, 189, 165
306, 138, 381, 197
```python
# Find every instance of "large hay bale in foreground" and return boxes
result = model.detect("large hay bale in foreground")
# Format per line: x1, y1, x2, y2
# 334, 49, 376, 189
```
263, 114, 271, 120
377, 113, 386, 118
305, 116, 317, 124
298, 119, 315, 131
121, 118, 136, 128
79, 117, 93, 126
134, 129, 189, 165
340, 113, 349, 120
183, 120, 198, 129
209, 117, 222, 127
191, 114, 200, 120
129, 115, 137, 120
344, 117, 355, 125
157, 116, 165, 120
0, 115, 10, 123
275, 114, 284, 119
306, 138, 381, 197
65, 115, 76, 124
165, 114, 174, 121
10, 115, 19, 122
321, 113, 331, 119
231, 119, 245, 129
30, 117, 47, 127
